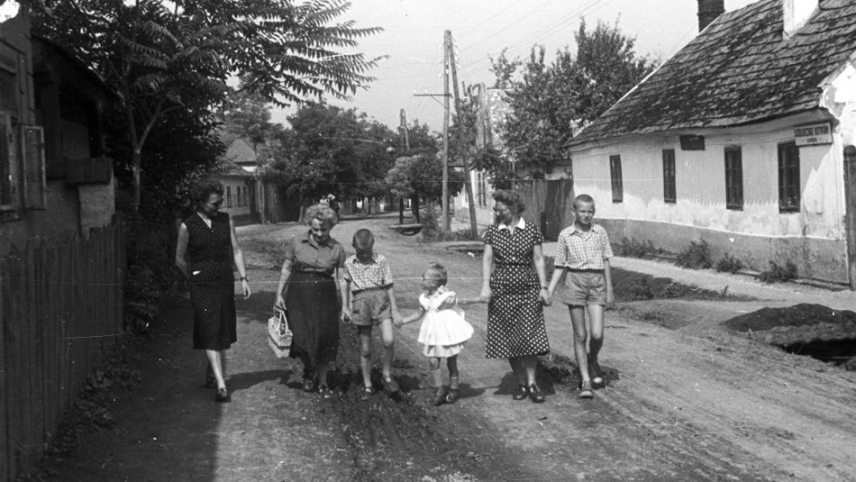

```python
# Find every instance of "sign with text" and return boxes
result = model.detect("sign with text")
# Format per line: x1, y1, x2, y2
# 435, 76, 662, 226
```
794, 122, 832, 146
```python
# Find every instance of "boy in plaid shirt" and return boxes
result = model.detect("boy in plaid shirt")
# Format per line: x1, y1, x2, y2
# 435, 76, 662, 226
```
547, 194, 614, 399
341, 229, 402, 400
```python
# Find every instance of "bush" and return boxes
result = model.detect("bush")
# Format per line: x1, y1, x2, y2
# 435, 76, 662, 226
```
715, 252, 744, 274
675, 240, 713, 269
758, 261, 797, 283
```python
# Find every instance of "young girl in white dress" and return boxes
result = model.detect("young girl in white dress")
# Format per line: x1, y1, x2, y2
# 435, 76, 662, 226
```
396, 263, 475, 405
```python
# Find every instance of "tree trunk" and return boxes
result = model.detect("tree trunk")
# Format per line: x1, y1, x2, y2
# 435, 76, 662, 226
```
132, 149, 142, 212
412, 196, 420, 223
399, 198, 404, 224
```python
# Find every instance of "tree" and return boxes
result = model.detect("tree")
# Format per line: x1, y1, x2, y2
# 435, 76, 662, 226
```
261, 103, 397, 208
30, 0, 383, 211
218, 88, 283, 153
493, 19, 655, 178
385, 153, 465, 232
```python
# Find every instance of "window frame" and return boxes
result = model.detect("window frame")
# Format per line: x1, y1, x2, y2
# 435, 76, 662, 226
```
23, 125, 46, 210
777, 142, 800, 213
0, 111, 19, 213
724, 146, 744, 210
662, 148, 676, 204
609, 154, 623, 203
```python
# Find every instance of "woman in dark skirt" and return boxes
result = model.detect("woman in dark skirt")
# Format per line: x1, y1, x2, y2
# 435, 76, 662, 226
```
175, 180, 251, 402
480, 189, 551, 403
274, 204, 346, 397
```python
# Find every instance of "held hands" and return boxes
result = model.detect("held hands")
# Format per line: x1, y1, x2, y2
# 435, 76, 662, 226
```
479, 285, 492, 303
241, 279, 251, 299
341, 306, 352, 323
391, 310, 403, 327
539, 287, 551, 306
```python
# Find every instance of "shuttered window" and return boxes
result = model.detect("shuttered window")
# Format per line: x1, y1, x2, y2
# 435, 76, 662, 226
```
724, 147, 743, 210
662, 149, 676, 203
778, 142, 800, 212
609, 154, 623, 203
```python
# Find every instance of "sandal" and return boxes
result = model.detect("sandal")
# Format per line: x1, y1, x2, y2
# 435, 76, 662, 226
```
528, 383, 545, 403
360, 385, 375, 401
512, 384, 528, 401
445, 388, 460, 404
579, 380, 593, 399
318, 384, 333, 399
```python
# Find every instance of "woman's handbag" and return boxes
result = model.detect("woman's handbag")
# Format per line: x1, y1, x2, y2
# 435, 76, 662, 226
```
267, 308, 292, 358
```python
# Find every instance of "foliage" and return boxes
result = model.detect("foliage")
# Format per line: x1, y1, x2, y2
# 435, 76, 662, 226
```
385, 154, 465, 205
675, 240, 713, 270
31, 0, 382, 210
261, 103, 397, 203
491, 19, 655, 178
217, 88, 284, 154
715, 252, 744, 274
615, 237, 666, 259
758, 261, 798, 283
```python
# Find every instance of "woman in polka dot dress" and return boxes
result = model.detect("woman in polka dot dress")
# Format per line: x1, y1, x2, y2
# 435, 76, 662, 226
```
480, 190, 551, 403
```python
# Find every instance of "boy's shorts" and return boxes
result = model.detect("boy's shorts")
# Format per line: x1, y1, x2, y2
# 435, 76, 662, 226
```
351, 288, 391, 326
558, 269, 606, 306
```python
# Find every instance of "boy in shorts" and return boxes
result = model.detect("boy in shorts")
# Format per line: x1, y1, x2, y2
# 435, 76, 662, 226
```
341, 229, 402, 400
547, 194, 614, 399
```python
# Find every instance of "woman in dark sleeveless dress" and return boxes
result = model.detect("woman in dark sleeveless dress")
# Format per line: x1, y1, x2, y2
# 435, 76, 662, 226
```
480, 189, 551, 403
175, 180, 251, 402
274, 204, 345, 397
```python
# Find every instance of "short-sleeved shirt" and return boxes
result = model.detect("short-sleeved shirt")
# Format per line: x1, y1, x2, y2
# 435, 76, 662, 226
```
283, 230, 345, 275
554, 224, 613, 270
343, 253, 394, 293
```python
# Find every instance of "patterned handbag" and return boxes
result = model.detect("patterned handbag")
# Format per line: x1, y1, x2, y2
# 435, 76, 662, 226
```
267, 308, 293, 358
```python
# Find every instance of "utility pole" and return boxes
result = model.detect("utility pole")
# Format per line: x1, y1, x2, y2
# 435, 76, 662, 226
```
447, 30, 479, 240
399, 108, 410, 225
441, 31, 451, 233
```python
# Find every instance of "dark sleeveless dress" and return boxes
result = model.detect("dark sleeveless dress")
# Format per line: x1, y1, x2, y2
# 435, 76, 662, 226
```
184, 212, 237, 350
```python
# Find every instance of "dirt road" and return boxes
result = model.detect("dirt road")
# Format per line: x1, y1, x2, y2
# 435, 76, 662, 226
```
41, 216, 856, 481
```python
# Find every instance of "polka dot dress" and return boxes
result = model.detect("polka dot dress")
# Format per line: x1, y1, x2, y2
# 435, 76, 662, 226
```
483, 222, 550, 359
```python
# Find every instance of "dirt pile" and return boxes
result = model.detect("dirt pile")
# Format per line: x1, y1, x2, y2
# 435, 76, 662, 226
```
723, 304, 856, 367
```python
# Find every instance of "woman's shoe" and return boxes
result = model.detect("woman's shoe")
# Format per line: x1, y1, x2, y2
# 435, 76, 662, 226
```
215, 387, 230, 403
512, 384, 528, 401
579, 380, 593, 399
445, 388, 460, 404
528, 384, 545, 403
302, 377, 316, 393
360, 385, 374, 401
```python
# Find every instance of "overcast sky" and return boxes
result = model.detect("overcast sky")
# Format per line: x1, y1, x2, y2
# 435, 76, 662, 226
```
271, 0, 759, 131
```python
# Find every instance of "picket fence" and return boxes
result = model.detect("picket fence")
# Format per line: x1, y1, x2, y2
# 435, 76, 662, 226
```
0, 224, 125, 481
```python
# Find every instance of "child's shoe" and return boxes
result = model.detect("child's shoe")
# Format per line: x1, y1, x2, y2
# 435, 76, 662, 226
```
588, 357, 605, 388
433, 387, 447, 406
382, 375, 400, 393
360, 385, 374, 401
445, 388, 459, 404
579, 380, 593, 399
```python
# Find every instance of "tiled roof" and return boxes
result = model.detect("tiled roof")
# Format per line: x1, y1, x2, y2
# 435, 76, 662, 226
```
570, 0, 856, 146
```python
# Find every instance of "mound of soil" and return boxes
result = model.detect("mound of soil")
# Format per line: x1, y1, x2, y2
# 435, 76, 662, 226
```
723, 304, 856, 333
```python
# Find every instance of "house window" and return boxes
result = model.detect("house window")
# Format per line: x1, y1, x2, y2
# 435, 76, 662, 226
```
724, 146, 743, 210
0, 112, 18, 212
226, 186, 232, 208
778, 142, 800, 212
236, 186, 242, 207
23, 126, 46, 209
609, 155, 623, 203
662, 149, 676, 203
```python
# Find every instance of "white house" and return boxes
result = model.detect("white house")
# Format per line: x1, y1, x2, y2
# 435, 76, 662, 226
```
565, 0, 856, 286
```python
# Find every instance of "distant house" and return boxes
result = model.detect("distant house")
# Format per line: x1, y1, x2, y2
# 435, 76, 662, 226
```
0, 9, 114, 255
214, 139, 259, 225
565, 0, 856, 286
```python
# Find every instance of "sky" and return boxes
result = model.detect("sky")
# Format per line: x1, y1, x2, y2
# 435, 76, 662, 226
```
271, 0, 759, 131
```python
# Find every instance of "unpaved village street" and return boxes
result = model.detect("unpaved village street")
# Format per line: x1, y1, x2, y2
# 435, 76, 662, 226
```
42, 216, 856, 481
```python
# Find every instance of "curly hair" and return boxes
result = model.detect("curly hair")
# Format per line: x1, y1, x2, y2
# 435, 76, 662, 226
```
191, 180, 224, 209
492, 189, 526, 215
304, 204, 338, 228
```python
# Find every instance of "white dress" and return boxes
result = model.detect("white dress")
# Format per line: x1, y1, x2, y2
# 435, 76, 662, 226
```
417, 287, 474, 357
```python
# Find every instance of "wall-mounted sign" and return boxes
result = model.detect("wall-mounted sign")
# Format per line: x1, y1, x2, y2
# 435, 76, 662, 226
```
679, 135, 705, 151
794, 122, 832, 146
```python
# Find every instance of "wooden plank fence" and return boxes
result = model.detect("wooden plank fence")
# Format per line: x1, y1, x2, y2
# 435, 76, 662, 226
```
515, 179, 575, 241
0, 224, 125, 481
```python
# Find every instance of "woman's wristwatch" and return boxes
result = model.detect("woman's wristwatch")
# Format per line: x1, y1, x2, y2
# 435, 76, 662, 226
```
240, 276, 249, 282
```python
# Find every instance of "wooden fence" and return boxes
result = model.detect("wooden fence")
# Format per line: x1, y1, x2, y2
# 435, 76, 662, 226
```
0, 224, 125, 481
516, 179, 575, 241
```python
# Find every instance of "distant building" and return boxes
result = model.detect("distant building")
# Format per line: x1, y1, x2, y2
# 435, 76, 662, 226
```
565, 0, 856, 286
214, 139, 260, 225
